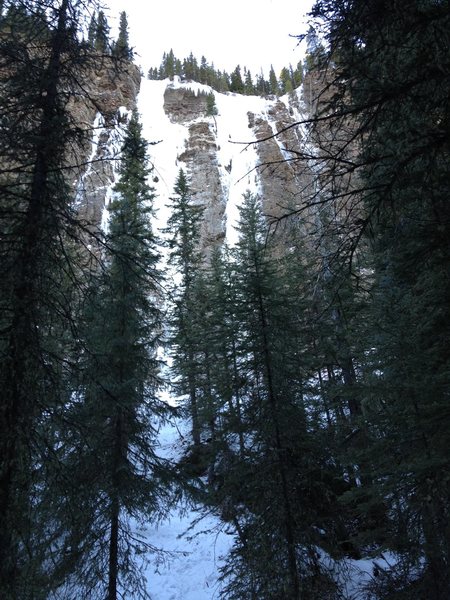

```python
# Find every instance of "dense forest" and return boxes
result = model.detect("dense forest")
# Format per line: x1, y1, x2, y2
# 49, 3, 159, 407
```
0, 1, 449, 599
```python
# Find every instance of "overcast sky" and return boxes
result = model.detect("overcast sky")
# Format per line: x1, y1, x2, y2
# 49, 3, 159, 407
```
104, 0, 314, 77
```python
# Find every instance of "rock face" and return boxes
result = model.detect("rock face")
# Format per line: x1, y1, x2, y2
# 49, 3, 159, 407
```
163, 87, 209, 123
75, 73, 317, 257
70, 58, 141, 228
178, 120, 225, 251
158, 81, 314, 256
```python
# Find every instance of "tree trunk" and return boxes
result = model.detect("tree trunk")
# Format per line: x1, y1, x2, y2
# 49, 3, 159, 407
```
108, 410, 125, 600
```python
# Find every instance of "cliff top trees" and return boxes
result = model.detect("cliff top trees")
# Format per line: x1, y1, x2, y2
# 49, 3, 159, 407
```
112, 11, 132, 59
148, 50, 301, 97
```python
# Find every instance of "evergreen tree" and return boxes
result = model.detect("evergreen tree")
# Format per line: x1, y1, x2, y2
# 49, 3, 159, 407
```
229, 64, 244, 94
164, 48, 176, 79
87, 10, 97, 47
244, 68, 255, 95
66, 112, 173, 599
113, 11, 132, 60
279, 66, 294, 94
268, 64, 280, 95
208, 194, 320, 598
199, 54, 208, 84
94, 9, 109, 53
183, 52, 198, 81
302, 1, 450, 596
292, 60, 303, 87
256, 71, 270, 96
206, 91, 218, 116
0, 1, 100, 595
164, 169, 205, 447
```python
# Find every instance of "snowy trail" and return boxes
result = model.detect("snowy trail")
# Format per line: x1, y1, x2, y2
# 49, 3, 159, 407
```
143, 507, 232, 600
142, 422, 233, 600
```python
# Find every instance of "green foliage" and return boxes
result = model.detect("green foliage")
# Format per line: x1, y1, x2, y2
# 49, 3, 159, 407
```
0, 1, 104, 595
148, 50, 302, 97
229, 64, 244, 93
94, 10, 109, 53
112, 11, 133, 60
268, 64, 279, 95
65, 112, 173, 598
86, 9, 112, 54
206, 91, 218, 116
303, 0, 450, 595
164, 169, 205, 446
173, 192, 356, 597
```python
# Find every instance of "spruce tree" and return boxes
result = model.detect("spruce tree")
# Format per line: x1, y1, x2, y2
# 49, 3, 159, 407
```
302, 1, 450, 596
268, 64, 280, 95
244, 68, 255, 95
0, 1, 100, 594
113, 11, 132, 60
66, 112, 173, 599
229, 65, 244, 94
206, 91, 218, 116
164, 169, 205, 448
94, 9, 109, 53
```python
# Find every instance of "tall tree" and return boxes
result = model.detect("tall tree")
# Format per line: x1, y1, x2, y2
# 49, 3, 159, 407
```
268, 64, 280, 95
230, 64, 244, 94
94, 9, 109, 53
65, 112, 173, 600
113, 11, 132, 60
302, 1, 450, 596
164, 169, 205, 448
0, 1, 98, 594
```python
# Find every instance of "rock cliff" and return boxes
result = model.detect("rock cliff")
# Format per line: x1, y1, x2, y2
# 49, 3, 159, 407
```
144, 79, 316, 256
71, 58, 141, 228
76, 72, 318, 257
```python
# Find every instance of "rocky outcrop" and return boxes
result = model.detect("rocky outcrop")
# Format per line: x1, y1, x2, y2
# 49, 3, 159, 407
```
163, 86, 208, 123
247, 95, 317, 250
69, 58, 141, 228
149, 80, 319, 257
163, 86, 225, 255
178, 120, 225, 253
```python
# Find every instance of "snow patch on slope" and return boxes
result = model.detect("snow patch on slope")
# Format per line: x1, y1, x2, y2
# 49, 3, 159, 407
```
137, 78, 297, 246
213, 91, 266, 245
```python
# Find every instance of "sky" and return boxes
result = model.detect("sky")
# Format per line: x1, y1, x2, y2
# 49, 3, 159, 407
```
104, 0, 314, 77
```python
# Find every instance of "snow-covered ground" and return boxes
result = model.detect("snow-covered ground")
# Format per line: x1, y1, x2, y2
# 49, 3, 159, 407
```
141, 421, 234, 600
142, 505, 233, 600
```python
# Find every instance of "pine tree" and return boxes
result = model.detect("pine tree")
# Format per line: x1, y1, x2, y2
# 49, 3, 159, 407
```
279, 66, 294, 94
65, 112, 173, 599
244, 68, 255, 95
303, 1, 450, 596
268, 64, 280, 95
292, 60, 303, 87
94, 10, 109, 53
206, 91, 218, 116
87, 11, 97, 47
0, 1, 100, 594
164, 169, 205, 448
113, 11, 132, 60
230, 64, 244, 94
